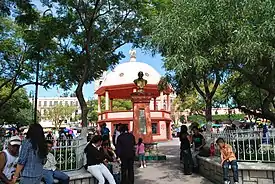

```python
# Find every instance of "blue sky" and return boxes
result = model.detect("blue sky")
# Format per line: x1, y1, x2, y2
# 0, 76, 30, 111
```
25, 1, 166, 99
25, 44, 165, 99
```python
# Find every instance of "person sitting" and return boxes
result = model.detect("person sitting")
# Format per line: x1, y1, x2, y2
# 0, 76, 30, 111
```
191, 126, 206, 172
216, 138, 239, 184
0, 136, 21, 184
84, 135, 116, 184
43, 140, 69, 184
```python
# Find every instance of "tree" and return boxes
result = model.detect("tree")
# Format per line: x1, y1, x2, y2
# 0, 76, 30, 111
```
146, 0, 229, 121
222, 73, 270, 121
0, 87, 33, 128
0, 13, 55, 108
44, 104, 76, 130
38, 0, 149, 132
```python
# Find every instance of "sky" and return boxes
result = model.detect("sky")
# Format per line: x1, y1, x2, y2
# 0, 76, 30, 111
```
25, 44, 165, 99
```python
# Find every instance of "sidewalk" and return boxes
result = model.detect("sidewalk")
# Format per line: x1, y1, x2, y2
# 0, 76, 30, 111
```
135, 139, 213, 184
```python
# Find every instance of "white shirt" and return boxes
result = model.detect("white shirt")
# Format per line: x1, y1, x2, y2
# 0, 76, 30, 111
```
43, 152, 57, 171
114, 130, 121, 145
2, 150, 18, 180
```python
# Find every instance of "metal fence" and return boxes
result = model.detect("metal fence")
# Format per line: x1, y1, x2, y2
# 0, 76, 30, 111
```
204, 129, 275, 162
0, 137, 86, 171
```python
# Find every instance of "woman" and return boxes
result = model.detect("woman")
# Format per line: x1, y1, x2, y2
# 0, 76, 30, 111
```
84, 135, 116, 184
179, 125, 192, 175
11, 124, 47, 184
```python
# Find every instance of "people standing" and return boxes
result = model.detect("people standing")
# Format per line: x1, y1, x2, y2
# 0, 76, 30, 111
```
179, 125, 192, 175
112, 124, 121, 148
136, 138, 146, 168
0, 136, 21, 184
84, 135, 116, 184
101, 123, 110, 146
11, 124, 48, 184
116, 125, 135, 184
216, 138, 239, 184
191, 126, 205, 172
43, 140, 69, 184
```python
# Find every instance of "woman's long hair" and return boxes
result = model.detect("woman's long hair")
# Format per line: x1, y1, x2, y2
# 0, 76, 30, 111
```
138, 138, 143, 146
26, 123, 47, 160
180, 125, 188, 134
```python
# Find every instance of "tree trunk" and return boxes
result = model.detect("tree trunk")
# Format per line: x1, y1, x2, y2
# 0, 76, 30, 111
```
205, 98, 212, 122
76, 83, 88, 139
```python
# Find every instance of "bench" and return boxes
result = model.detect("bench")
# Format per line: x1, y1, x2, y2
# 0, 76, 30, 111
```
197, 155, 275, 183
40, 168, 97, 184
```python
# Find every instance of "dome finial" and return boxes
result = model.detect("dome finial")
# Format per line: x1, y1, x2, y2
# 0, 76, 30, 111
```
129, 49, 136, 62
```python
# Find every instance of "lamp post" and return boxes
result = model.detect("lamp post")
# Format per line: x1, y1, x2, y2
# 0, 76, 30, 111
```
34, 60, 40, 123
29, 90, 35, 122
33, 9, 53, 124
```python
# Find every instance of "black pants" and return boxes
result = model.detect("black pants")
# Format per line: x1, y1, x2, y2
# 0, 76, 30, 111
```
182, 148, 193, 173
121, 157, 134, 184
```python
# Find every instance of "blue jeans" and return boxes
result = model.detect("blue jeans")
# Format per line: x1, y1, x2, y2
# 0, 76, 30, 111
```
43, 169, 69, 184
20, 176, 42, 184
113, 173, 120, 184
223, 160, 238, 182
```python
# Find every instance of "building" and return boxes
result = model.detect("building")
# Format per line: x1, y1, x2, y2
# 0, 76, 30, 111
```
29, 97, 82, 127
94, 50, 173, 142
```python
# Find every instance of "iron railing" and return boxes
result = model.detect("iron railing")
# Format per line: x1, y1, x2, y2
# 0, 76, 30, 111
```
1, 137, 86, 171
203, 129, 275, 162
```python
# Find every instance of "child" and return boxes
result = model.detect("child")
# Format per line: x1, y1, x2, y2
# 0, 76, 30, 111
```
216, 137, 239, 184
111, 158, 121, 184
136, 138, 146, 168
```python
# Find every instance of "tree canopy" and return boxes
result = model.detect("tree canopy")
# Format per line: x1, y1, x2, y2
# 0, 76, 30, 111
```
33, 0, 150, 128
146, 0, 275, 123
0, 87, 33, 128
44, 104, 76, 129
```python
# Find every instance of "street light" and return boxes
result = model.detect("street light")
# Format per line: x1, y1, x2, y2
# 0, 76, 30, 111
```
33, 9, 53, 124
29, 90, 34, 122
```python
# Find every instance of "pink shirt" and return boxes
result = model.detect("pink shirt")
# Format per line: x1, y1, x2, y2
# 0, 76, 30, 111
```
136, 143, 145, 154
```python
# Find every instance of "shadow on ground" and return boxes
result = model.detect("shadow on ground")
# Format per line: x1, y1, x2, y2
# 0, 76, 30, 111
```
134, 143, 213, 184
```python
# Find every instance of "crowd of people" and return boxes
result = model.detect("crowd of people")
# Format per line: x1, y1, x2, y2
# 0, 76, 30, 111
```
0, 123, 70, 184
0, 123, 140, 184
179, 125, 239, 184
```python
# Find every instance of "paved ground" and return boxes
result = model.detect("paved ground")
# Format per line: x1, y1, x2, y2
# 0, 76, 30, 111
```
135, 139, 213, 184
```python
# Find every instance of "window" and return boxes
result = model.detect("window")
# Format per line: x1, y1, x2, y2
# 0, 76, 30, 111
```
152, 123, 158, 134
54, 101, 58, 105
44, 101, 47, 107
38, 101, 41, 106
70, 101, 73, 106
75, 101, 79, 106
65, 101, 69, 105
49, 101, 53, 106
59, 101, 63, 105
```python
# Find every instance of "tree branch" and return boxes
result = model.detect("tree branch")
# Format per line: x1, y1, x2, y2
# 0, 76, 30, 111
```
192, 80, 206, 99
0, 81, 46, 108
210, 73, 221, 98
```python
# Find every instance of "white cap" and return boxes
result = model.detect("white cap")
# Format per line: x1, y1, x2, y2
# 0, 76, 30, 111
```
9, 136, 21, 146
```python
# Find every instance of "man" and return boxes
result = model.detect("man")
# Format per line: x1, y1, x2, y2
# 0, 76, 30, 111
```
191, 126, 205, 172
216, 138, 239, 184
101, 123, 110, 146
116, 125, 135, 184
0, 136, 21, 184
43, 140, 69, 184
112, 124, 121, 148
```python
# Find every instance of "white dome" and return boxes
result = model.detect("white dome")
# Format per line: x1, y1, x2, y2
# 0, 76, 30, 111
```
100, 62, 161, 87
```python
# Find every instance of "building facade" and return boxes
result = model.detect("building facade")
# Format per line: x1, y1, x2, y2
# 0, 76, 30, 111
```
29, 97, 81, 127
